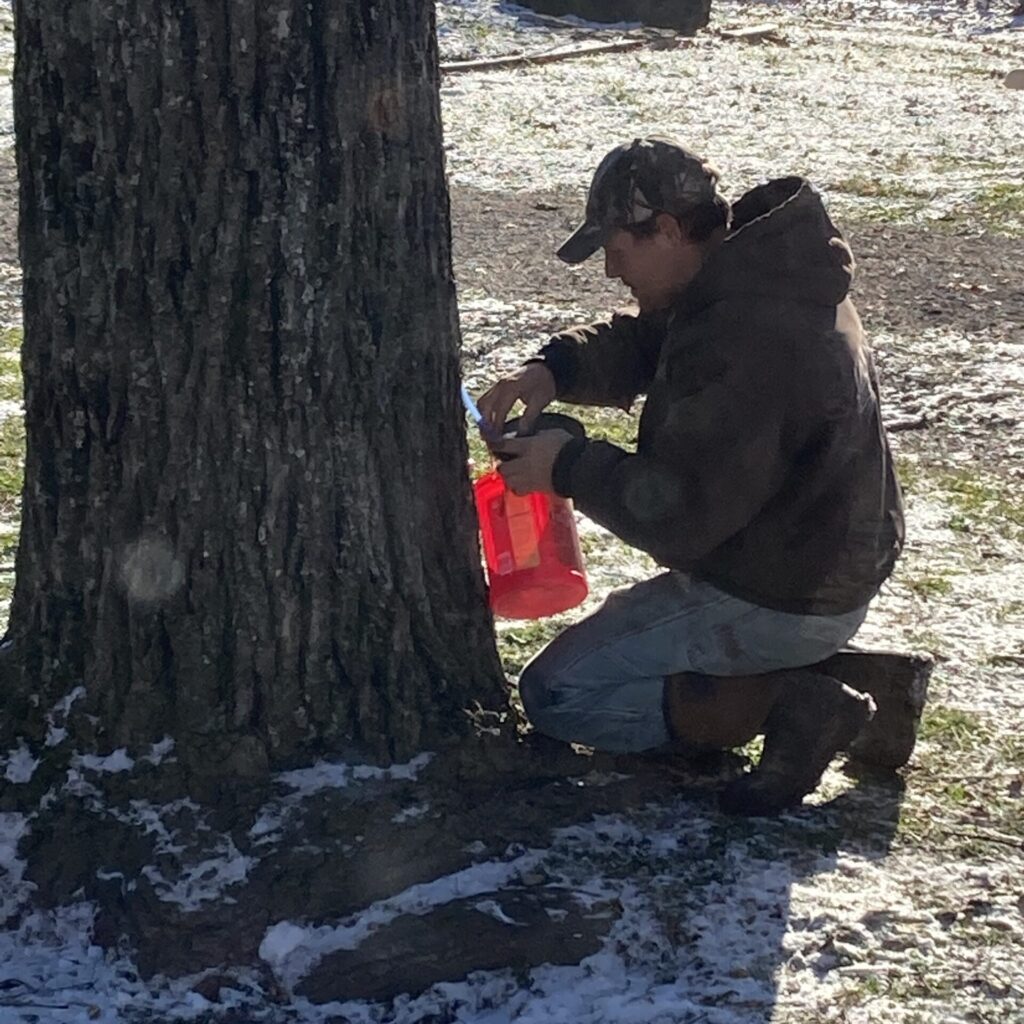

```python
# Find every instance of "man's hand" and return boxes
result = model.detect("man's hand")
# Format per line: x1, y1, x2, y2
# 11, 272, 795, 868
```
497, 429, 574, 496
477, 363, 556, 438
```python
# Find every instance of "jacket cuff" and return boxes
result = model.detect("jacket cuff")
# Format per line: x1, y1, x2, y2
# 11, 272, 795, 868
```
551, 437, 588, 498
528, 340, 578, 395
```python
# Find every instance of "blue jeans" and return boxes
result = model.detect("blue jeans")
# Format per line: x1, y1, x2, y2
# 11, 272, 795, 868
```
518, 572, 869, 753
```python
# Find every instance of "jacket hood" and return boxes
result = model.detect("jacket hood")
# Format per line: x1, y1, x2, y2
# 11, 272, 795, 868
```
678, 177, 855, 314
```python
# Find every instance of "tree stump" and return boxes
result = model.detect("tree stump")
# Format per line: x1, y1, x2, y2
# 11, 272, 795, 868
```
819, 649, 933, 769
519, 0, 711, 35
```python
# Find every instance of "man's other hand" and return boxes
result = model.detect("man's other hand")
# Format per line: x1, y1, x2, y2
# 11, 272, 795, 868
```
497, 429, 574, 496
477, 363, 556, 437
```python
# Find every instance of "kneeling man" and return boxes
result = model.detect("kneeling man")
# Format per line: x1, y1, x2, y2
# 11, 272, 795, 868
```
479, 136, 904, 816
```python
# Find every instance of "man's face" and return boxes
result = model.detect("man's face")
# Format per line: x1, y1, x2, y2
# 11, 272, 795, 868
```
602, 221, 691, 311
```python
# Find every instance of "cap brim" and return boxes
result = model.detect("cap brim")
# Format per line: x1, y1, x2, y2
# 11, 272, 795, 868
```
556, 221, 606, 264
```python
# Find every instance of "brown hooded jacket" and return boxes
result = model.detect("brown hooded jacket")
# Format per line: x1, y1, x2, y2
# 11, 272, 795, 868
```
540, 177, 904, 615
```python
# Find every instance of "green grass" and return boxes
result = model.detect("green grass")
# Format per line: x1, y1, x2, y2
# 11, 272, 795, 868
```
0, 412, 25, 501
831, 172, 1024, 237
942, 470, 1024, 540
552, 402, 639, 450
971, 182, 1024, 237
602, 77, 640, 107
896, 702, 1024, 853
904, 573, 953, 600
896, 458, 1024, 541
495, 617, 565, 677
0, 327, 21, 401
0, 328, 25, 633
833, 175, 931, 202
917, 705, 984, 750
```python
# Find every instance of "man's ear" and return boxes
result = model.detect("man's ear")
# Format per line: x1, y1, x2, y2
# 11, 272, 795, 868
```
654, 211, 685, 245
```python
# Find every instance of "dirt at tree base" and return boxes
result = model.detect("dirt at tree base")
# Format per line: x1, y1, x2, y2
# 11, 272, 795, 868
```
11, 736, 732, 993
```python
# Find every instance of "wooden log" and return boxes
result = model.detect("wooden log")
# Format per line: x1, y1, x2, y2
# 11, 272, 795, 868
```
884, 414, 929, 433
441, 39, 647, 76
818, 649, 933, 769
719, 23, 783, 43
296, 886, 619, 1004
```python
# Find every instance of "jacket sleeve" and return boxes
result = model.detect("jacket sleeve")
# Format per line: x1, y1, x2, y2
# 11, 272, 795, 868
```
551, 335, 790, 566
532, 310, 665, 409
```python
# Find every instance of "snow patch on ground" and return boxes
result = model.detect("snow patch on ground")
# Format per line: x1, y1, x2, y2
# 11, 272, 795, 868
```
44, 685, 86, 747
392, 802, 431, 824
2, 742, 39, 784
276, 751, 435, 797
97, 798, 259, 911
143, 736, 176, 765
141, 835, 256, 912
0, 813, 33, 924
72, 748, 135, 774
0, 899, 269, 1023
251, 752, 438, 846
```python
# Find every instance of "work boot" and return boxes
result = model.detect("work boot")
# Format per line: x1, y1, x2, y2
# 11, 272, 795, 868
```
817, 650, 932, 769
719, 671, 875, 817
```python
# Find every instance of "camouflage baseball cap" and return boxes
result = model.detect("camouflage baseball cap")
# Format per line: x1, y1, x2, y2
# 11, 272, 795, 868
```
557, 136, 722, 264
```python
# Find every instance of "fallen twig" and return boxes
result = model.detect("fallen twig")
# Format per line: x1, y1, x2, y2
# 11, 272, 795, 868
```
884, 414, 929, 432
719, 23, 784, 44
441, 38, 648, 75
948, 827, 1023, 849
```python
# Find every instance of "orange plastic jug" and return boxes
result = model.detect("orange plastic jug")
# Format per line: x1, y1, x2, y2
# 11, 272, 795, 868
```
473, 468, 588, 620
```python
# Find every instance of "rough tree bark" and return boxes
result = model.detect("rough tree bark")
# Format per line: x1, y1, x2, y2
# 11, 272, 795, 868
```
6, 0, 506, 768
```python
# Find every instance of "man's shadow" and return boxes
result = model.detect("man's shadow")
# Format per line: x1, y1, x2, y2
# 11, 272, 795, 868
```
662, 763, 907, 1022
267, 745, 908, 1017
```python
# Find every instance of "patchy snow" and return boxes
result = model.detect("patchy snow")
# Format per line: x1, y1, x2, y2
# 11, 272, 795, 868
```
276, 752, 435, 797
472, 898, 524, 925
72, 748, 135, 774
392, 802, 431, 824
2, 742, 39, 784
44, 686, 86, 747
142, 736, 176, 765
249, 803, 291, 845
0, 813, 33, 924
95, 798, 261, 912
248, 753, 438, 847
435, 0, 1023, 65
141, 836, 256, 912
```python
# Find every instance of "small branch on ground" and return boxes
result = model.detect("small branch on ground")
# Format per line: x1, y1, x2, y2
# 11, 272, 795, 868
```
884, 414, 929, 432
441, 38, 655, 75
718, 24, 785, 45
948, 827, 1023, 849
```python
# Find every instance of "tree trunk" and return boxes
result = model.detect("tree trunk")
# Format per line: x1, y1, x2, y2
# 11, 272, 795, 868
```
6, 0, 505, 767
